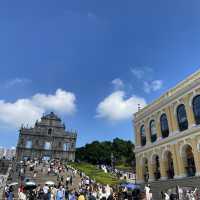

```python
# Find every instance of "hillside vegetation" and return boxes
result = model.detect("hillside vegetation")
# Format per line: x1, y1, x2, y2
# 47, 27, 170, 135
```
75, 138, 135, 170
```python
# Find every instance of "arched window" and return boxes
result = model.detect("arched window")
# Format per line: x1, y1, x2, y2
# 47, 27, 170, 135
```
48, 128, 52, 135
63, 143, 69, 151
140, 125, 146, 146
160, 114, 169, 138
44, 142, 51, 150
177, 104, 188, 131
192, 95, 200, 125
26, 140, 32, 149
150, 120, 157, 142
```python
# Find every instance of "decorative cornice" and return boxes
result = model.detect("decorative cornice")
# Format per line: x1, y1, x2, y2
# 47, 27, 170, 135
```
134, 70, 200, 123
135, 124, 200, 154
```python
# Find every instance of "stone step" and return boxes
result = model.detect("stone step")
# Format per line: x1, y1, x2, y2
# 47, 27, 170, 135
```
3, 163, 81, 199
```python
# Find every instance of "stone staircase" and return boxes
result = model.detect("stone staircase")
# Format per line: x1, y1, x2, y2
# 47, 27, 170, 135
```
146, 176, 200, 200
0, 160, 11, 175
14, 170, 57, 198
25, 169, 58, 186
3, 163, 81, 199
0, 167, 12, 199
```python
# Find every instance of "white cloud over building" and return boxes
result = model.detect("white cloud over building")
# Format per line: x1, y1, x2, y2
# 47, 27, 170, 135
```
96, 90, 146, 121
0, 89, 76, 129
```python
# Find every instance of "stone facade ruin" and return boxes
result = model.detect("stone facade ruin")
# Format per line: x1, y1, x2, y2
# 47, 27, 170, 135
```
16, 112, 77, 161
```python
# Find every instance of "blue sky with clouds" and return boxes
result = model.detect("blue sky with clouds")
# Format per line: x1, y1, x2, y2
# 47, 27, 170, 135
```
0, 0, 200, 148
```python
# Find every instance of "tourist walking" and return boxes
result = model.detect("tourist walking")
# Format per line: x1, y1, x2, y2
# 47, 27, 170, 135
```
56, 186, 65, 200
7, 186, 14, 200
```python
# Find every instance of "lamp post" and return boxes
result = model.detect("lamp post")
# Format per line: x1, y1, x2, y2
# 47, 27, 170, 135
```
111, 152, 114, 169
132, 146, 136, 184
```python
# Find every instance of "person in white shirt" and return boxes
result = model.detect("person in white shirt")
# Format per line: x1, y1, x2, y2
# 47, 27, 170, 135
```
145, 185, 151, 200
164, 193, 169, 200
47, 167, 51, 175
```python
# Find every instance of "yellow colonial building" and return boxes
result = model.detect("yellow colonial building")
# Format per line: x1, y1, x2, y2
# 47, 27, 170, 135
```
134, 70, 200, 188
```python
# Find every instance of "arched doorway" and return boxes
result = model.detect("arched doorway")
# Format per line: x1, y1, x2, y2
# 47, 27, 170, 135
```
182, 144, 196, 177
141, 158, 149, 182
152, 155, 161, 180
164, 151, 174, 179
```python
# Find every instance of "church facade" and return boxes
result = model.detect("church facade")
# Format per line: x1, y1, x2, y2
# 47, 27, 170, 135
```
134, 70, 200, 198
16, 112, 77, 161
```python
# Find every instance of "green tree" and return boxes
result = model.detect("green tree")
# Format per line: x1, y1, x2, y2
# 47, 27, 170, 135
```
75, 138, 135, 169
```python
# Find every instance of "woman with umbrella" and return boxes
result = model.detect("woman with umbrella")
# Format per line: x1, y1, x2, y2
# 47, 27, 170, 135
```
24, 181, 37, 200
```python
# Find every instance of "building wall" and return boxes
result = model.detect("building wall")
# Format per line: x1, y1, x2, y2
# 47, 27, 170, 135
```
134, 70, 200, 184
16, 133, 76, 161
16, 112, 77, 161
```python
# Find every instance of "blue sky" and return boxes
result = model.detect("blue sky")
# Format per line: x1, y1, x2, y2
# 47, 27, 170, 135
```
0, 0, 200, 148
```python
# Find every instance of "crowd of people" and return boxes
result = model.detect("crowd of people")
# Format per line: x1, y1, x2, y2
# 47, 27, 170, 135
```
4, 158, 200, 199
161, 187, 200, 200
3, 159, 146, 200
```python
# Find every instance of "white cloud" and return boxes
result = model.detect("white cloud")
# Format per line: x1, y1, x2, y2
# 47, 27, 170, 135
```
32, 89, 76, 114
0, 99, 43, 128
131, 68, 144, 79
96, 91, 146, 121
151, 80, 163, 91
111, 78, 124, 90
131, 67, 163, 93
0, 89, 76, 128
143, 80, 163, 93
131, 67, 153, 80
5, 78, 31, 88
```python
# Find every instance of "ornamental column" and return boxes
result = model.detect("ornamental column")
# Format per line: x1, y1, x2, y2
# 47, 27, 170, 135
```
170, 144, 179, 178
160, 159, 168, 180
148, 160, 154, 182
168, 104, 179, 134
136, 156, 143, 183
145, 119, 151, 144
191, 139, 200, 176
134, 124, 141, 147
183, 95, 195, 128
175, 143, 186, 178
156, 113, 162, 140
165, 106, 173, 134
